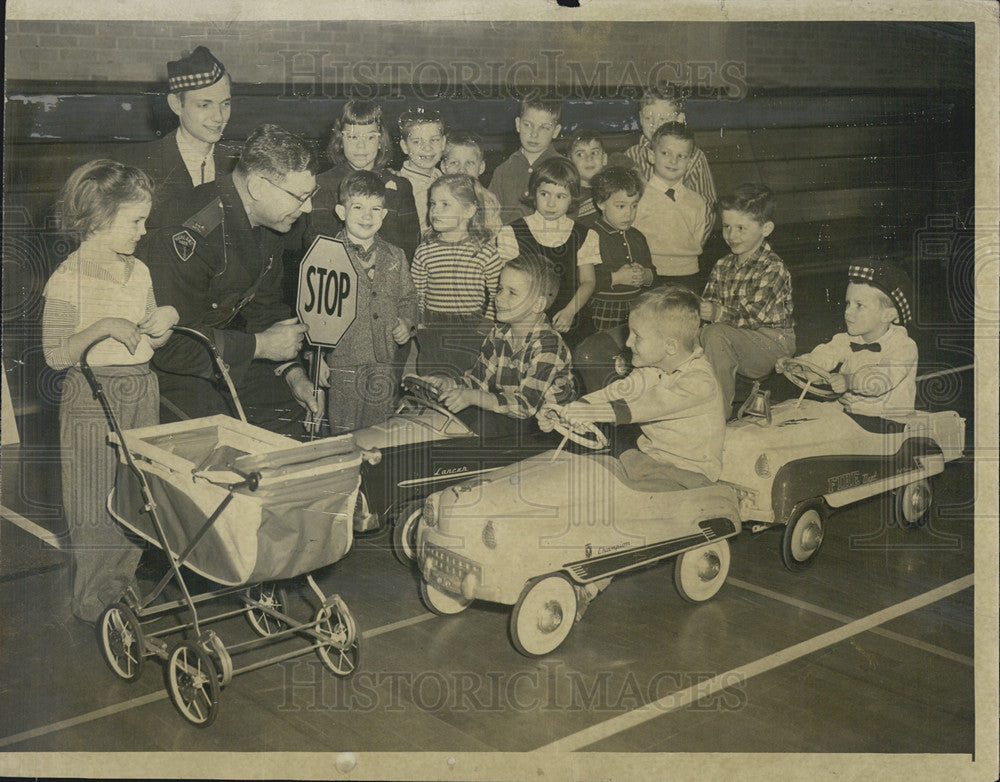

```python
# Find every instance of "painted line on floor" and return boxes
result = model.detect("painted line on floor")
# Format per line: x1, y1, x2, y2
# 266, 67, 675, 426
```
0, 607, 438, 748
0, 503, 444, 747
0, 693, 166, 748
362, 611, 437, 639
729, 577, 974, 667
0, 504, 65, 550
532, 574, 973, 754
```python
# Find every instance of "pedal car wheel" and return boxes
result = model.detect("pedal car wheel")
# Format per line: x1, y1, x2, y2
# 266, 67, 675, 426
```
98, 602, 146, 682
420, 580, 472, 615
782, 501, 826, 571
393, 502, 422, 565
510, 575, 578, 657
674, 540, 731, 603
243, 583, 291, 637
166, 641, 220, 728
314, 603, 360, 677
894, 479, 934, 529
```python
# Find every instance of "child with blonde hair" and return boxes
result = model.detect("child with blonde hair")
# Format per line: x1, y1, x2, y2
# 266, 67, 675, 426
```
412, 173, 503, 376
43, 159, 179, 623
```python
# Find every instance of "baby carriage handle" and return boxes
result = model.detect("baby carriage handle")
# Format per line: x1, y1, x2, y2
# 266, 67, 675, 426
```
78, 326, 247, 423
168, 326, 248, 424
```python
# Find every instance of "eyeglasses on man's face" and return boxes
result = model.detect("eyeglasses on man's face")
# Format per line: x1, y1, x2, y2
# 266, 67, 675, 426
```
259, 174, 319, 205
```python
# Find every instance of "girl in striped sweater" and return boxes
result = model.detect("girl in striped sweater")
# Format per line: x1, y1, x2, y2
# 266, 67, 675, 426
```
412, 173, 502, 377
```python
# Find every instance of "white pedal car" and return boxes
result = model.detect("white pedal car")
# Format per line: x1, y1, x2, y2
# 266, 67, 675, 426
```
414, 415, 741, 657
720, 358, 966, 570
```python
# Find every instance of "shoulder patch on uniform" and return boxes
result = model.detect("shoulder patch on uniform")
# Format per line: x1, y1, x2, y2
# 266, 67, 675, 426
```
183, 198, 224, 236
172, 230, 197, 262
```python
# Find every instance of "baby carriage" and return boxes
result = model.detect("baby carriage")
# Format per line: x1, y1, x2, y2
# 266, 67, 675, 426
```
80, 327, 364, 727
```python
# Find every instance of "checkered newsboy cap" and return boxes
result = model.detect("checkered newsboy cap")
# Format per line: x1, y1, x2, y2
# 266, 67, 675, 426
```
848, 262, 913, 325
167, 46, 226, 93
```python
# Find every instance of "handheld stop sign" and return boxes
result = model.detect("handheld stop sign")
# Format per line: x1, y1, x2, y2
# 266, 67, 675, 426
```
296, 236, 358, 347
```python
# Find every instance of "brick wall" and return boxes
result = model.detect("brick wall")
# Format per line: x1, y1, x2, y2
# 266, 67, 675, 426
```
4, 20, 972, 93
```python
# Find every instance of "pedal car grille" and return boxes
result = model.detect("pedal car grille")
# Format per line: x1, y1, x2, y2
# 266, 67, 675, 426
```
423, 542, 482, 595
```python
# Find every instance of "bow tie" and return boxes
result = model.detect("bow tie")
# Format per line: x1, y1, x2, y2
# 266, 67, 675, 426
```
850, 341, 881, 352
665, 188, 676, 201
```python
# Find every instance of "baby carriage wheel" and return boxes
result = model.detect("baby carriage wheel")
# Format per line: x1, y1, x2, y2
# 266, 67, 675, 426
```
243, 583, 291, 637
98, 602, 146, 682
166, 641, 220, 727
314, 599, 360, 676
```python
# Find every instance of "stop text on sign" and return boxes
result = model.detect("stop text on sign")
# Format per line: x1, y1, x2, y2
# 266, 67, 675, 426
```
301, 266, 352, 317
296, 236, 358, 347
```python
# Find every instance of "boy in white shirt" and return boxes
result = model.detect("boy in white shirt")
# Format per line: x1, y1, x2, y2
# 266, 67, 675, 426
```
633, 122, 711, 292
777, 263, 917, 432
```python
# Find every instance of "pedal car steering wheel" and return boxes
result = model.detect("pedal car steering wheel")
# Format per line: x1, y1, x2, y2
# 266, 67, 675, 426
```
400, 375, 466, 427
780, 358, 843, 400
548, 411, 608, 450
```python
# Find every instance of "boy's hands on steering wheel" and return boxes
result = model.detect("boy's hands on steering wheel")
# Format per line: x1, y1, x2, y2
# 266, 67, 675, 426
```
424, 374, 458, 393
536, 404, 562, 432
829, 373, 849, 394
537, 402, 595, 432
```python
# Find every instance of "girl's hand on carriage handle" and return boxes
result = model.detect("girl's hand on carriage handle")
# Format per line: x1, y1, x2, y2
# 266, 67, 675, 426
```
285, 366, 321, 415
101, 317, 142, 354
255, 317, 308, 361
774, 356, 788, 374
138, 305, 179, 339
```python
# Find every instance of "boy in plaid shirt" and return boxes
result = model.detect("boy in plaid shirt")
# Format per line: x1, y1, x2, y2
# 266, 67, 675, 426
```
699, 184, 795, 412
425, 254, 576, 437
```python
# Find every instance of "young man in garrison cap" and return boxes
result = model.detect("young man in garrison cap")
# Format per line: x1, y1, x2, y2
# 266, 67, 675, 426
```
120, 46, 237, 227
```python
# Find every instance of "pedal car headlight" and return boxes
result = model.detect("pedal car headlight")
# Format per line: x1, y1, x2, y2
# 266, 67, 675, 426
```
423, 496, 437, 528
482, 520, 497, 549
754, 453, 771, 478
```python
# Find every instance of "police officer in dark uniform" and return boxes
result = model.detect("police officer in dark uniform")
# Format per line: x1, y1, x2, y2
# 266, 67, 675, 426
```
119, 46, 238, 229
140, 124, 320, 436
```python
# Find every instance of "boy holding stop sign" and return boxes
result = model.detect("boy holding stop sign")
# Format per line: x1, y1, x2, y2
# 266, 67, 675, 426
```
321, 169, 418, 433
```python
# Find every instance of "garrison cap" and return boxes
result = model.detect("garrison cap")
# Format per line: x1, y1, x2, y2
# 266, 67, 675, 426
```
848, 262, 913, 325
167, 46, 226, 93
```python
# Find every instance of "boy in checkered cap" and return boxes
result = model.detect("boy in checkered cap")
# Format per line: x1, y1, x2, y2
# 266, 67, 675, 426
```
777, 261, 917, 430
699, 184, 795, 413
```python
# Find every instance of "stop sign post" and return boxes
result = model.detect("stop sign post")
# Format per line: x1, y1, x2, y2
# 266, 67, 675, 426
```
297, 236, 358, 347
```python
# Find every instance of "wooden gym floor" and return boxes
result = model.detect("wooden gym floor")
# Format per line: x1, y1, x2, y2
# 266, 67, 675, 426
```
0, 393, 982, 777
